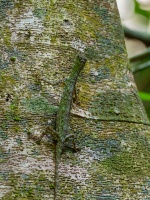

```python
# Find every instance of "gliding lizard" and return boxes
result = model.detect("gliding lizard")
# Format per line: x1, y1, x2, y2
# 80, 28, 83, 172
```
28, 55, 86, 199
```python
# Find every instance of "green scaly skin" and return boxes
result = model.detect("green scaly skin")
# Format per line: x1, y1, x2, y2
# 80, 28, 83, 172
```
54, 55, 86, 199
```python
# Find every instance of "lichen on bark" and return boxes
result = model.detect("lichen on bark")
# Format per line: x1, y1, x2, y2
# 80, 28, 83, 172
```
0, 0, 150, 199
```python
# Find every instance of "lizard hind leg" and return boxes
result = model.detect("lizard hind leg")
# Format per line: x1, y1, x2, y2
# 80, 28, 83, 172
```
64, 134, 81, 153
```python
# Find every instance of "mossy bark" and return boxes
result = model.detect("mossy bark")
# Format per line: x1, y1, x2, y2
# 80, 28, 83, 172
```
0, 0, 150, 199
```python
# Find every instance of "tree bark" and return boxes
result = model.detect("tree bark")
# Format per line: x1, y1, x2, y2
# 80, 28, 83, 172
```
0, 0, 150, 199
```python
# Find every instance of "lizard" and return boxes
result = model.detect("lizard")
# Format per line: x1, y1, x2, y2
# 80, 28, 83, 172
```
53, 55, 86, 199
28, 55, 86, 199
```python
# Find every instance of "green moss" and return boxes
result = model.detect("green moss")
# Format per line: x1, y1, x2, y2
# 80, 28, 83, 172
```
0, 0, 14, 19
102, 133, 150, 178
0, 26, 11, 45
2, 172, 54, 199
13, 117, 21, 121
33, 8, 47, 19
49, 183, 55, 189
102, 152, 136, 175
21, 96, 58, 115
0, 130, 8, 140
14, 126, 20, 132
72, 190, 85, 200
88, 90, 146, 122
85, 47, 100, 60
10, 57, 16, 62
16, 137, 22, 145
4, 97, 22, 122
1, 122, 7, 129
0, 48, 24, 71
0, 58, 9, 70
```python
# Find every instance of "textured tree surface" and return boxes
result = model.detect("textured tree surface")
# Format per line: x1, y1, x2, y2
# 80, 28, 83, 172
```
0, 0, 150, 199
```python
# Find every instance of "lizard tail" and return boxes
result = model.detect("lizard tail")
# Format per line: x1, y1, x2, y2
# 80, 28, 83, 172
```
54, 142, 62, 200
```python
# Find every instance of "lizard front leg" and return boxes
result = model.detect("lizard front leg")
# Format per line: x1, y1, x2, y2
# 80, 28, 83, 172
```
63, 134, 80, 153
27, 126, 59, 144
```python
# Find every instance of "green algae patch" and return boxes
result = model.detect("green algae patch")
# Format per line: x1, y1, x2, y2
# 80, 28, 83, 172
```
33, 8, 47, 19
0, 26, 11, 46
0, 146, 9, 163
0, 0, 14, 20
102, 152, 137, 175
101, 133, 150, 178
21, 97, 58, 115
0, 130, 8, 140
88, 90, 147, 123
0, 73, 15, 88
10, 57, 16, 62
2, 172, 54, 200
6, 98, 21, 121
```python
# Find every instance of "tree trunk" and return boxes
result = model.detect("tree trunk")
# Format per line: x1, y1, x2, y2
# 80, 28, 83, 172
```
0, 0, 150, 199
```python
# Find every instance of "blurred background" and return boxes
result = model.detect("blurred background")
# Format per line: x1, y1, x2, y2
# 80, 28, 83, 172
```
117, 0, 150, 120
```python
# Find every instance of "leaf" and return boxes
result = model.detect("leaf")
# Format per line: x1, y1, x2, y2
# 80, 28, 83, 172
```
139, 92, 150, 101
134, 0, 150, 19
130, 47, 150, 73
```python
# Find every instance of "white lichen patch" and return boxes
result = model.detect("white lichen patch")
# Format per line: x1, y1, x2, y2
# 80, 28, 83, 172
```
2, 146, 54, 174
28, 125, 44, 137
120, 139, 127, 147
13, 83, 27, 92
0, 186, 12, 198
78, 147, 103, 162
71, 38, 86, 52
62, 163, 90, 184
60, 9, 75, 33
90, 68, 99, 76
9, 9, 44, 43
34, 51, 55, 59
62, 20, 75, 33
60, 145, 108, 184
1, 136, 19, 152
17, 156, 54, 173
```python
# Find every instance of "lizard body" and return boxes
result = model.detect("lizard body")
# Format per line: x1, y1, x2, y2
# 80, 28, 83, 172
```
54, 55, 86, 199
28, 55, 86, 199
